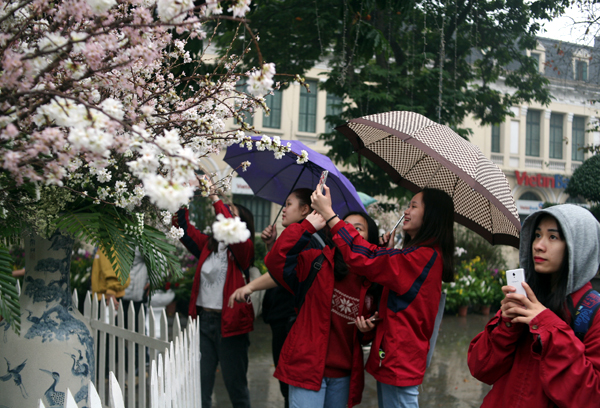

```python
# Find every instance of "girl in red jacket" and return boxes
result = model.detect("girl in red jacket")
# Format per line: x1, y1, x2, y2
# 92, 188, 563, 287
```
173, 180, 255, 408
311, 187, 455, 408
230, 189, 381, 408
468, 204, 600, 407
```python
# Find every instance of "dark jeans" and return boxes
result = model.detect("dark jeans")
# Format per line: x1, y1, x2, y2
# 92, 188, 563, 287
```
270, 320, 290, 408
199, 309, 251, 408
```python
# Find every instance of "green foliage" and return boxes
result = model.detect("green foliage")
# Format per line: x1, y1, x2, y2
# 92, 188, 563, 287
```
565, 154, 600, 203
444, 256, 504, 313
56, 205, 181, 294
213, 0, 563, 200
590, 204, 600, 223
0, 243, 20, 334
454, 225, 507, 270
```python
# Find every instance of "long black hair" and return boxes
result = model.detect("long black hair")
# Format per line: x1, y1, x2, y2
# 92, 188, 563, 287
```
403, 188, 455, 282
526, 214, 570, 322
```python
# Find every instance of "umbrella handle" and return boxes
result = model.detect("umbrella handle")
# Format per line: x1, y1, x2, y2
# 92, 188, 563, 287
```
272, 205, 284, 227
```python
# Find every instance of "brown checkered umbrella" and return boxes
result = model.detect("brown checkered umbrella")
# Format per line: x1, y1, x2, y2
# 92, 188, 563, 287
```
336, 111, 520, 248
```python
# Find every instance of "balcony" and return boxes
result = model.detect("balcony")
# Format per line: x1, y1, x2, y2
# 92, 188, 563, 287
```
490, 154, 504, 166
525, 158, 543, 169
547, 160, 566, 171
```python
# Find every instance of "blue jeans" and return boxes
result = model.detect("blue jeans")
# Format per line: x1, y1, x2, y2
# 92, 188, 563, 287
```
199, 309, 251, 408
289, 376, 350, 408
377, 381, 419, 408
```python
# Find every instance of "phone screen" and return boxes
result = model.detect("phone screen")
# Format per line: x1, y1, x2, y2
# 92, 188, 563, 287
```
318, 170, 329, 194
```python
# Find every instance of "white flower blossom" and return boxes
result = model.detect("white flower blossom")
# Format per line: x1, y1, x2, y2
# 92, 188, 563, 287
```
85, 0, 117, 14
100, 98, 124, 121
246, 63, 276, 97
143, 174, 194, 212
157, 0, 195, 22
228, 0, 251, 18
161, 210, 172, 225
167, 226, 184, 240
212, 213, 250, 245
296, 150, 309, 164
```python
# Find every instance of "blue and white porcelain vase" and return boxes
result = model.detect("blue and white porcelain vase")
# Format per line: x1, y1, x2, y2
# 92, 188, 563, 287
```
0, 232, 94, 408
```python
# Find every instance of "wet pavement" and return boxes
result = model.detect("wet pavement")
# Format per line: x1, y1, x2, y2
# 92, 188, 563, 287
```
209, 313, 494, 407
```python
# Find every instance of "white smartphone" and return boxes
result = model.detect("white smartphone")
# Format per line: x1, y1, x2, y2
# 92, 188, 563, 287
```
506, 268, 527, 297
318, 170, 329, 194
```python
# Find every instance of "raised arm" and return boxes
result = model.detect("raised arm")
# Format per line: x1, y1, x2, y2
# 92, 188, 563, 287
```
330, 220, 438, 296
264, 220, 321, 294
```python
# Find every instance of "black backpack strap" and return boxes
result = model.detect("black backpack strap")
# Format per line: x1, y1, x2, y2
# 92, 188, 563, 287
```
573, 289, 600, 341
295, 233, 327, 311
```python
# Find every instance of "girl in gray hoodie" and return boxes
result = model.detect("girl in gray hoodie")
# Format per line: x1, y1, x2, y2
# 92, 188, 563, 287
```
468, 204, 600, 407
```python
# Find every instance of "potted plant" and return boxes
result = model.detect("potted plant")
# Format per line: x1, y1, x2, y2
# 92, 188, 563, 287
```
443, 269, 476, 316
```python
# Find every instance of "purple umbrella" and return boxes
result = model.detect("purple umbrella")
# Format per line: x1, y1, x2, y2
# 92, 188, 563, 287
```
224, 136, 366, 219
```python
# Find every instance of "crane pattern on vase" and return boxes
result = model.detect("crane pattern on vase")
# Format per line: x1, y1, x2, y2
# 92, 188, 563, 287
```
0, 231, 95, 408
0, 358, 28, 399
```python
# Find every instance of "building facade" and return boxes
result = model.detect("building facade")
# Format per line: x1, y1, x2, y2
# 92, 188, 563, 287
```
465, 36, 600, 224
203, 37, 600, 265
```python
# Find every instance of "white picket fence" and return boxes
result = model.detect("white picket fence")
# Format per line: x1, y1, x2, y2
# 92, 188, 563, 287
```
36, 320, 201, 408
81, 290, 201, 408
12, 280, 201, 408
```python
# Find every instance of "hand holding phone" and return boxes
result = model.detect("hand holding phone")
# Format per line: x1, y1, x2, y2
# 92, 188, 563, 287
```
347, 315, 382, 325
318, 170, 329, 194
506, 268, 527, 297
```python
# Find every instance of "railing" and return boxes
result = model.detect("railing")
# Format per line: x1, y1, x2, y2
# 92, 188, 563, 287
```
547, 160, 565, 171
490, 154, 504, 166
525, 157, 543, 169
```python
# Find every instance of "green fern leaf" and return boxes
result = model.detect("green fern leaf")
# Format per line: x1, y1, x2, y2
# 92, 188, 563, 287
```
0, 243, 20, 334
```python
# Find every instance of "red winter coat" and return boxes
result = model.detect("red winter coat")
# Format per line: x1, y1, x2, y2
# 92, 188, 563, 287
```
468, 282, 600, 408
330, 219, 444, 387
265, 219, 372, 408
174, 201, 254, 337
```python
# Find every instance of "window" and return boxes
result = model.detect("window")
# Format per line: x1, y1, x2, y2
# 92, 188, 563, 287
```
525, 110, 540, 157
549, 113, 563, 159
576, 60, 588, 81
262, 90, 282, 129
491, 124, 501, 153
235, 81, 254, 126
232, 194, 272, 233
298, 80, 318, 133
530, 52, 540, 71
326, 93, 344, 132
572, 116, 586, 162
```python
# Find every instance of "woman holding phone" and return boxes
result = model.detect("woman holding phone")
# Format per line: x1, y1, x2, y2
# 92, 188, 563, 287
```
311, 187, 455, 408
230, 191, 381, 408
468, 204, 600, 407
173, 176, 255, 408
